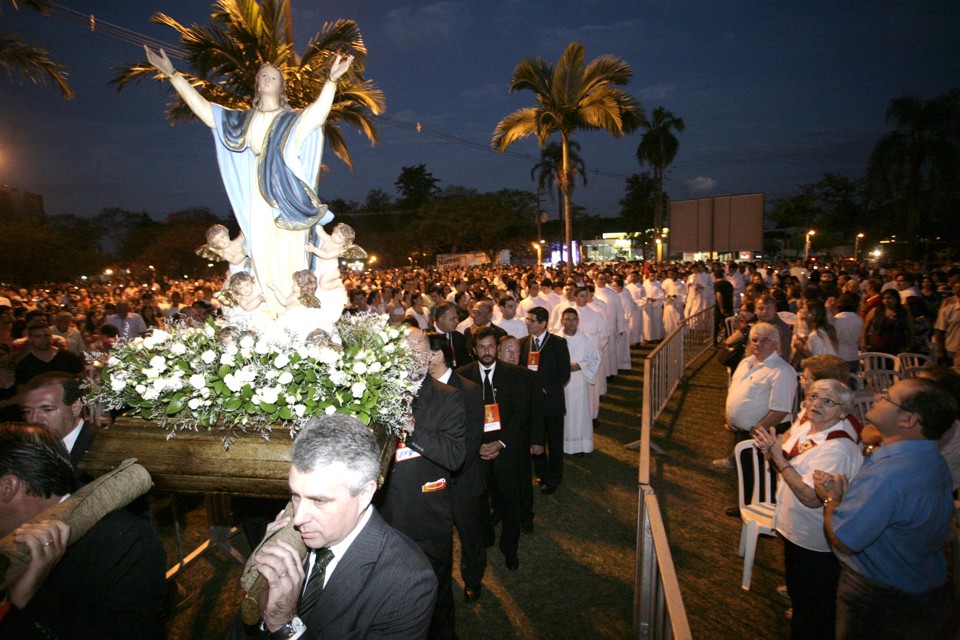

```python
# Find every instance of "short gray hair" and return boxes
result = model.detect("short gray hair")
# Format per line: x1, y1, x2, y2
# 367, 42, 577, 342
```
292, 414, 379, 495
749, 321, 778, 343
808, 378, 854, 415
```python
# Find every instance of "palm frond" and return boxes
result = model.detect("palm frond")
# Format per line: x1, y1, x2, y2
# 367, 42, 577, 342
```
492, 108, 540, 150
0, 32, 73, 98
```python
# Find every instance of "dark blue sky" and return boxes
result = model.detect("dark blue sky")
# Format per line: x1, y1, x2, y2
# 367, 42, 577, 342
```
1, 1, 958, 221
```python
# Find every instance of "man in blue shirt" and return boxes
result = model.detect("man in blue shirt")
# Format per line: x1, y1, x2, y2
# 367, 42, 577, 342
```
815, 378, 957, 640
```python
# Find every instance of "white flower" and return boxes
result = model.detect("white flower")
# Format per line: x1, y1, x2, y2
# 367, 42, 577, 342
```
265, 370, 278, 380
108, 356, 120, 366
330, 371, 346, 386
142, 367, 160, 380
255, 340, 271, 355
384, 344, 396, 354
204, 324, 216, 337
224, 373, 243, 393
325, 405, 337, 415
200, 350, 216, 364
200, 386, 210, 398
170, 342, 187, 355
353, 361, 368, 375
226, 344, 238, 356
260, 386, 280, 405
368, 361, 383, 373
294, 404, 306, 417
189, 374, 206, 391
143, 387, 159, 401
239, 335, 255, 350
188, 397, 202, 410
278, 371, 293, 385
110, 378, 127, 392
285, 394, 296, 404
250, 393, 262, 405
239, 365, 258, 382
220, 352, 235, 366
135, 384, 146, 394
351, 381, 366, 398
318, 348, 340, 365
149, 355, 166, 370
297, 347, 311, 360
274, 353, 290, 368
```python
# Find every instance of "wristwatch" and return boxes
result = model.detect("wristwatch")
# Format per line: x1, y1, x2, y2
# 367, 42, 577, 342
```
269, 616, 305, 639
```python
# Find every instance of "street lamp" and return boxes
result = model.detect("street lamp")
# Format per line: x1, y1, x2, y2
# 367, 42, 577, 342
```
655, 237, 663, 263
531, 241, 542, 264
804, 230, 815, 262
854, 233, 864, 260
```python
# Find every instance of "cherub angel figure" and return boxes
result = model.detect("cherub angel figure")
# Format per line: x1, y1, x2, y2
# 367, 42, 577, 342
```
267, 270, 321, 312
196, 224, 249, 273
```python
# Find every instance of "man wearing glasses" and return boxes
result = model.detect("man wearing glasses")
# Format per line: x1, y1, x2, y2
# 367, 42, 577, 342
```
814, 378, 956, 639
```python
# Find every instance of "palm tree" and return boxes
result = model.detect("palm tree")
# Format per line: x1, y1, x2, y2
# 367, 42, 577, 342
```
112, 0, 384, 170
0, 0, 73, 98
530, 140, 587, 227
635, 106, 685, 238
492, 41, 644, 272
867, 90, 960, 240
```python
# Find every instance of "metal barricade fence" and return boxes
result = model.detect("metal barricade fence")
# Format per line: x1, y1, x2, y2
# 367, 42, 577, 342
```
634, 305, 716, 640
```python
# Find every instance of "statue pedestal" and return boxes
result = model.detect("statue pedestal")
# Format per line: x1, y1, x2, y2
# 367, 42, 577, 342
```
80, 416, 397, 499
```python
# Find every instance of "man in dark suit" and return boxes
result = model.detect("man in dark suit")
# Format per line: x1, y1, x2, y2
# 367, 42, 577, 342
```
378, 328, 464, 640
0, 423, 167, 639
20, 372, 97, 483
520, 306, 571, 494
433, 302, 468, 369
461, 300, 507, 365
457, 327, 530, 571
225, 414, 437, 640
425, 331, 487, 603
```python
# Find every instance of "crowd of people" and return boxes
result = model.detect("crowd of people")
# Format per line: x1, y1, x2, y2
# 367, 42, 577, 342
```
2, 255, 960, 638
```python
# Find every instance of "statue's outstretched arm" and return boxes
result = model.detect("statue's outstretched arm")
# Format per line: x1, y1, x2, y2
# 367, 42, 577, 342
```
144, 45, 215, 129
295, 55, 354, 146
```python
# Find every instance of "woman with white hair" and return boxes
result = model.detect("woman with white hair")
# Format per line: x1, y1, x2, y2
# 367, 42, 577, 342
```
754, 378, 863, 639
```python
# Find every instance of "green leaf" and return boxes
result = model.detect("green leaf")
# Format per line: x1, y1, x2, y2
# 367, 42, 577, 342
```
213, 381, 226, 395
224, 397, 243, 411
241, 385, 253, 400
278, 406, 294, 420
218, 365, 232, 378
259, 402, 277, 413
166, 396, 186, 415
305, 369, 317, 382
140, 406, 152, 419
100, 367, 111, 383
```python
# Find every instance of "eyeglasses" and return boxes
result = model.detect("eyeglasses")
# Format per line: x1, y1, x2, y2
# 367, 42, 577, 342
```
878, 390, 907, 410
807, 393, 839, 408
749, 336, 773, 344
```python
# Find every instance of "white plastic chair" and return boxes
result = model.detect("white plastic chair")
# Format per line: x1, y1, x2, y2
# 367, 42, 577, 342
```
734, 440, 777, 591
901, 366, 927, 379
777, 311, 797, 326
858, 352, 898, 374
853, 390, 876, 426
724, 315, 738, 340
862, 368, 903, 392
896, 352, 932, 372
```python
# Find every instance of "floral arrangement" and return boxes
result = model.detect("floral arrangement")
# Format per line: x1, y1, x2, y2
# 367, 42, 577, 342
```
87, 313, 424, 446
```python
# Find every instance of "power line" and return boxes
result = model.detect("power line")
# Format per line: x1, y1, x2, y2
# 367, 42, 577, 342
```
44, 2, 871, 183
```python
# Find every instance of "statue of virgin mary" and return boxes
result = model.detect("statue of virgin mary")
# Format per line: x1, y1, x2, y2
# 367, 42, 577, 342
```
144, 46, 351, 317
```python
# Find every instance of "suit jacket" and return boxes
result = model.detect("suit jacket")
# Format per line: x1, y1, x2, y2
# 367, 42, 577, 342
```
224, 509, 437, 640
443, 372, 485, 498
378, 377, 465, 540
434, 326, 469, 370
70, 419, 98, 484
456, 360, 530, 468
519, 333, 571, 418
1, 509, 167, 640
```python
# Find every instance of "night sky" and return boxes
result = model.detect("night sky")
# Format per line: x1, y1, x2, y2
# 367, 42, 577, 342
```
1, 1, 958, 222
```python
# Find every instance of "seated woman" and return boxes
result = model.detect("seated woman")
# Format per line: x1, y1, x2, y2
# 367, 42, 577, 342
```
754, 379, 863, 639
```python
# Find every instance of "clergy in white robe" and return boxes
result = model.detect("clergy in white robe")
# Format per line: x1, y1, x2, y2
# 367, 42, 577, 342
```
642, 276, 665, 342
613, 279, 636, 370
573, 288, 609, 419
661, 272, 686, 336
684, 265, 713, 317
625, 273, 646, 344
557, 308, 600, 454
593, 278, 628, 374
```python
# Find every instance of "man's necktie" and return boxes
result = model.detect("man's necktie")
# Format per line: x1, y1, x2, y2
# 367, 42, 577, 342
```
534, 336, 541, 352
298, 548, 334, 617
483, 369, 493, 404
448, 332, 457, 366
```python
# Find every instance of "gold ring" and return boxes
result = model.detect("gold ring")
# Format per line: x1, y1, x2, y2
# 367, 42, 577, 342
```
43, 539, 53, 547
279, 571, 287, 578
